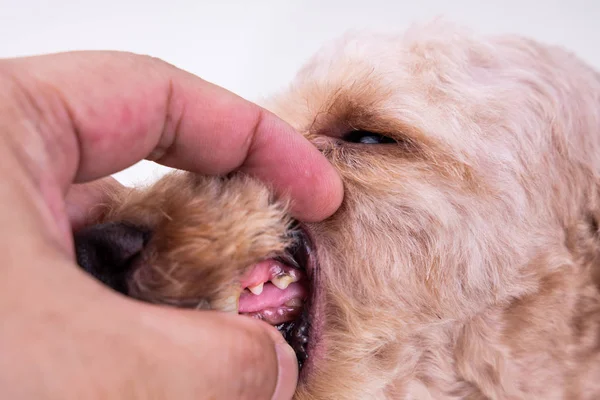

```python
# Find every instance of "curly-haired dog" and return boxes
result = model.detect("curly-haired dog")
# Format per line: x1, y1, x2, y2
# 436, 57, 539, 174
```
74, 22, 600, 399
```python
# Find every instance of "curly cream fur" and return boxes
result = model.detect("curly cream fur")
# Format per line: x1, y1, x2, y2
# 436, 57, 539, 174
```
92, 21, 600, 399
100, 172, 292, 310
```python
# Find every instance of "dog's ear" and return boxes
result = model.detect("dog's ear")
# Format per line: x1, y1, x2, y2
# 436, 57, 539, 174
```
73, 222, 151, 295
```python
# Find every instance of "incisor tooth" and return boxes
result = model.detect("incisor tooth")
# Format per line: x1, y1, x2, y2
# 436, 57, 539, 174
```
248, 282, 264, 295
271, 274, 295, 290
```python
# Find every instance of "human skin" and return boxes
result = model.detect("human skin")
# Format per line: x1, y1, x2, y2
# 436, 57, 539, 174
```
0, 51, 343, 400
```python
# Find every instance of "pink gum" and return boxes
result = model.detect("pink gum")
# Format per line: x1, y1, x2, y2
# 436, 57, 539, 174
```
240, 259, 305, 288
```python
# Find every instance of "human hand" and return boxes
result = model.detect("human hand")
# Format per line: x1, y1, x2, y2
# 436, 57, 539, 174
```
0, 51, 343, 399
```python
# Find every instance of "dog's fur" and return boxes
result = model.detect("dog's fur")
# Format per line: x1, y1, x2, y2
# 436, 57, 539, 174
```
83, 21, 600, 399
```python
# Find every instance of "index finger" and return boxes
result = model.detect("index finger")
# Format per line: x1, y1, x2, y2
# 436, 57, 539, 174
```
2, 51, 343, 222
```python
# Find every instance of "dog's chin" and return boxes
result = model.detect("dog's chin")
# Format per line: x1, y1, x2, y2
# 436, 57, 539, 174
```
237, 225, 323, 375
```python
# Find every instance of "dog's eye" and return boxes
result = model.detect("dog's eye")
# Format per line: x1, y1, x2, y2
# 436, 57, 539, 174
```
342, 130, 397, 144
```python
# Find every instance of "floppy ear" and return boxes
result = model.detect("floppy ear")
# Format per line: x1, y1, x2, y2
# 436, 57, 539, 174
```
73, 222, 151, 295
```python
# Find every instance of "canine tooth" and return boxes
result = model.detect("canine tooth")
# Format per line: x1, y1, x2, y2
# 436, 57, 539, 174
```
271, 274, 295, 290
248, 283, 264, 295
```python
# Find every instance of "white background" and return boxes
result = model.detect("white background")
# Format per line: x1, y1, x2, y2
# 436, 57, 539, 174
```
2, 0, 599, 186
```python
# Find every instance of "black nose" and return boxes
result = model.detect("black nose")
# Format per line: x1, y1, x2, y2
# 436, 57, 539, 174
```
73, 222, 150, 294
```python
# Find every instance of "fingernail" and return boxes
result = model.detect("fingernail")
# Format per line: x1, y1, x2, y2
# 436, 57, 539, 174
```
271, 341, 298, 400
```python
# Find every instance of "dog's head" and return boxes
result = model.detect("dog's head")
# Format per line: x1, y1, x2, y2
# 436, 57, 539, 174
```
74, 22, 600, 398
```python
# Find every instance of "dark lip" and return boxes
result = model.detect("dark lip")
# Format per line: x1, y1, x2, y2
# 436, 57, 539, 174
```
274, 224, 312, 369
288, 223, 322, 380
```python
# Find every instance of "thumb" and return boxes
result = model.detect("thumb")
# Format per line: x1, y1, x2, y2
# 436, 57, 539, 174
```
138, 305, 299, 400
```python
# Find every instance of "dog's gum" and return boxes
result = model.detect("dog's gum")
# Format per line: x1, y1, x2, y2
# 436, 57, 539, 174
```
285, 298, 304, 307
239, 281, 307, 312
242, 305, 304, 325
240, 259, 305, 289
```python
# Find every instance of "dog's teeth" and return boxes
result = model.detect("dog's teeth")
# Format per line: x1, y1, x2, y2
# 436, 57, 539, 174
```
272, 274, 295, 290
248, 283, 264, 295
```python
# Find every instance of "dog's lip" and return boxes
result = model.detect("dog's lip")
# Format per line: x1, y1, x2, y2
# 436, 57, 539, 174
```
294, 223, 324, 380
